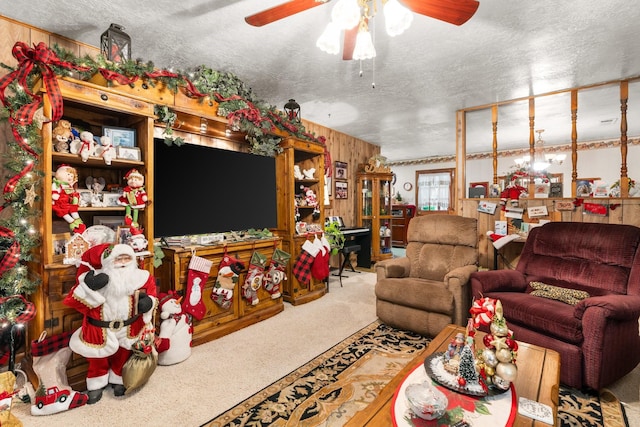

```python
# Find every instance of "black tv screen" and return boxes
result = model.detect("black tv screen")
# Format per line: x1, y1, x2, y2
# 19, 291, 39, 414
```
153, 140, 277, 238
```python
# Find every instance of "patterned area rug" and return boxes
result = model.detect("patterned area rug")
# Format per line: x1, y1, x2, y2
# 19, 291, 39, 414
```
202, 321, 629, 427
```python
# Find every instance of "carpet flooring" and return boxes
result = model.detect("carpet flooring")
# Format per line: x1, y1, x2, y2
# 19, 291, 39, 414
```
203, 320, 629, 427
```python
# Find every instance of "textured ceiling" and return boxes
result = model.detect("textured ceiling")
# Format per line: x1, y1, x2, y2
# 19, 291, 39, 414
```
3, 1, 640, 161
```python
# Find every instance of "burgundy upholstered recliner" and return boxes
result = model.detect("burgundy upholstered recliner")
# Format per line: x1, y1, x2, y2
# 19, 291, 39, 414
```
470, 222, 640, 390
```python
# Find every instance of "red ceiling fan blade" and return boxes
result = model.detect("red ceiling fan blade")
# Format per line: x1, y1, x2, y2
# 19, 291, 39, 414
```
245, 0, 330, 27
342, 25, 358, 60
402, 0, 480, 26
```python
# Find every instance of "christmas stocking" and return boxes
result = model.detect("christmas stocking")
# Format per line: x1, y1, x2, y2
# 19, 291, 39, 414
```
242, 251, 267, 305
292, 239, 321, 285
264, 247, 291, 299
182, 255, 213, 321
211, 251, 245, 309
311, 235, 331, 281
29, 331, 89, 416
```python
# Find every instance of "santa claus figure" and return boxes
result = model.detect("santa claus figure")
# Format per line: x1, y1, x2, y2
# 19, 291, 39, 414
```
52, 164, 86, 234
118, 169, 148, 233
63, 243, 157, 404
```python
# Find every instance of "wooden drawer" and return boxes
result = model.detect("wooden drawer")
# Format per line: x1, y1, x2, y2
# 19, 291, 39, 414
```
89, 74, 174, 105
56, 78, 155, 117
174, 88, 220, 120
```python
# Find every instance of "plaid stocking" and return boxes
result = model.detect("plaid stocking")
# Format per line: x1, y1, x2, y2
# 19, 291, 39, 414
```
242, 251, 268, 305
30, 331, 89, 415
182, 255, 213, 321
264, 248, 291, 299
212, 252, 245, 309
292, 239, 321, 285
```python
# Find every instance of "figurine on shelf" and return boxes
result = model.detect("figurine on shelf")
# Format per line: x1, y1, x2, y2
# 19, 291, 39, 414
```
303, 167, 316, 179
52, 164, 86, 234
78, 131, 95, 162
96, 135, 115, 165
302, 186, 318, 207
52, 119, 72, 153
118, 169, 148, 233
86, 176, 106, 208
294, 165, 305, 180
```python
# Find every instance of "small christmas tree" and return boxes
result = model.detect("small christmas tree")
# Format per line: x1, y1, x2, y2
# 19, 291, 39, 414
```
458, 344, 478, 385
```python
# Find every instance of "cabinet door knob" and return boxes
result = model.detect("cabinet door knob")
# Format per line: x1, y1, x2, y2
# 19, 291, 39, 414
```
100, 94, 108, 102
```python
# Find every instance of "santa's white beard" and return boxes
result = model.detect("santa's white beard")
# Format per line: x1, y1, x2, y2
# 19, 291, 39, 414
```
100, 262, 149, 320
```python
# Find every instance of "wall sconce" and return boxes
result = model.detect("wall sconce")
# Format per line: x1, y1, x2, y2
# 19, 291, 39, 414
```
100, 23, 131, 63
284, 99, 301, 122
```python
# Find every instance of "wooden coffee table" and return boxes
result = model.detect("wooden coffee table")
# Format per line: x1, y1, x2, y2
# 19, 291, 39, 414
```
346, 323, 560, 427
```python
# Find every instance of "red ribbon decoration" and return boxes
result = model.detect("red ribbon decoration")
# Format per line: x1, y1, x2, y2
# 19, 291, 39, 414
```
0, 226, 20, 277
0, 42, 91, 123
99, 68, 139, 86
469, 297, 496, 328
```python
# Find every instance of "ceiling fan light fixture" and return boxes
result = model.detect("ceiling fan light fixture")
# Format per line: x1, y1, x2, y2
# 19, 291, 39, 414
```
352, 19, 376, 60
383, 0, 413, 36
331, 0, 361, 30
316, 21, 341, 54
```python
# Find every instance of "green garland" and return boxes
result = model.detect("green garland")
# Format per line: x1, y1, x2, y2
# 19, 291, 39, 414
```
0, 78, 43, 321
51, 45, 326, 156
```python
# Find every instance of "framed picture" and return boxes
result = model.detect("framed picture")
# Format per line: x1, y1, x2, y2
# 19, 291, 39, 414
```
576, 178, 599, 197
117, 146, 141, 161
103, 126, 136, 148
335, 161, 348, 180
52, 232, 71, 262
117, 226, 133, 245
94, 216, 125, 231
102, 193, 122, 207
77, 189, 93, 207
335, 180, 348, 199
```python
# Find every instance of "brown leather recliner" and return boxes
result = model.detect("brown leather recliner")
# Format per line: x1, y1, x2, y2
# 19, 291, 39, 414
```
375, 214, 478, 337
470, 222, 640, 390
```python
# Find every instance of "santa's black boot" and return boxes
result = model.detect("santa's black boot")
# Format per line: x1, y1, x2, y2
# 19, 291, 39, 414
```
112, 384, 126, 397
87, 387, 105, 404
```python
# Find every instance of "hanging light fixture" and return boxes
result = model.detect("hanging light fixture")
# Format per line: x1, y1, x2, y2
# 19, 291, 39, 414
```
317, 0, 413, 59
352, 18, 377, 60
514, 129, 566, 171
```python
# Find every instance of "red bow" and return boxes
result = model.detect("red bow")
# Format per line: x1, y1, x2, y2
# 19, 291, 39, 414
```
0, 42, 91, 123
470, 297, 496, 328
99, 68, 139, 86
573, 198, 584, 207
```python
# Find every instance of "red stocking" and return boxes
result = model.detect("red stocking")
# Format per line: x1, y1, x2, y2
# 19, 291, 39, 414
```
182, 255, 213, 321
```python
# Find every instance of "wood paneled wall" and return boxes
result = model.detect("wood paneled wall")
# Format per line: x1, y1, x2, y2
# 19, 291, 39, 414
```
0, 15, 381, 229
301, 120, 380, 226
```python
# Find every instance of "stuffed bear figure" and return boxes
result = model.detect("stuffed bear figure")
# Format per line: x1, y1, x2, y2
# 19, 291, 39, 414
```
78, 131, 95, 162
156, 292, 192, 366
96, 135, 115, 165
52, 119, 72, 152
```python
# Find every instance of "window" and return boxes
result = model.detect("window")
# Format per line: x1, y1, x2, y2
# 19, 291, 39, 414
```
415, 168, 454, 213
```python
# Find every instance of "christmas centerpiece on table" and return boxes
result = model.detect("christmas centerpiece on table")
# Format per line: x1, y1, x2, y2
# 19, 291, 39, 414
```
422, 297, 518, 397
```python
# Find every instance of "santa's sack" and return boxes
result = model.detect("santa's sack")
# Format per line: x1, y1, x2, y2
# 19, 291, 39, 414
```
122, 326, 157, 394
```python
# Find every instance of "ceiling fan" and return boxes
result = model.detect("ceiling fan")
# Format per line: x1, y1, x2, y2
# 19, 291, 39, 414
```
245, 0, 480, 60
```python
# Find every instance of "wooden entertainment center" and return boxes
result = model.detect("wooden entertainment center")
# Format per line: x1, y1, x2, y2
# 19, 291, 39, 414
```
23, 75, 326, 389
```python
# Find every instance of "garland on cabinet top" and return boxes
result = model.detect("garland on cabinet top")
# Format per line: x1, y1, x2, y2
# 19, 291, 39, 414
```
47, 43, 327, 156
0, 40, 329, 322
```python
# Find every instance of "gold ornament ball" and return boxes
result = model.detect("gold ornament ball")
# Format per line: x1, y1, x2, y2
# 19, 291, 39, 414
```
496, 347, 513, 363
496, 362, 518, 382
485, 366, 495, 377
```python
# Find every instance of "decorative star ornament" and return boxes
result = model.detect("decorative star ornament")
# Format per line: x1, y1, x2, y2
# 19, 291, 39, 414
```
24, 185, 36, 207
491, 336, 509, 352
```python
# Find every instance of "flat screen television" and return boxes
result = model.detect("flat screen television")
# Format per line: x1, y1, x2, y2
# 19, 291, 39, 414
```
153, 139, 277, 238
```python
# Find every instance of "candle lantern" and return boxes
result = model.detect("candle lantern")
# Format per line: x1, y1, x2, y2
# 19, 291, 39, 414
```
284, 99, 301, 122
100, 23, 131, 63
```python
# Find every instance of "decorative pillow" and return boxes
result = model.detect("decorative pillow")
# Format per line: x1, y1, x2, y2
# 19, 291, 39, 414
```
529, 281, 590, 306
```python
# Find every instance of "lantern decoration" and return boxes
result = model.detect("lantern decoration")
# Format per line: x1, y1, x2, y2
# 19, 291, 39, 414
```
100, 23, 131, 63
284, 99, 301, 122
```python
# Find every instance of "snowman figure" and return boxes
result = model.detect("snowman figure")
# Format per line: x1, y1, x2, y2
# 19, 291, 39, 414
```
156, 292, 192, 366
